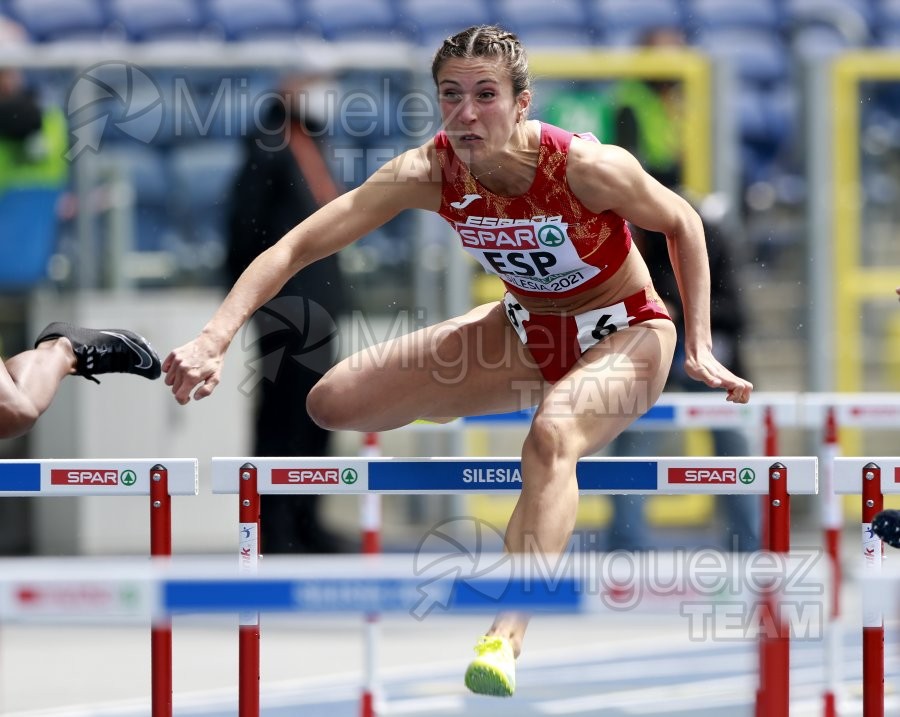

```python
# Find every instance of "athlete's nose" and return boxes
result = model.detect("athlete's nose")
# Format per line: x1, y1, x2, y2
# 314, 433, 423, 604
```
457, 97, 478, 123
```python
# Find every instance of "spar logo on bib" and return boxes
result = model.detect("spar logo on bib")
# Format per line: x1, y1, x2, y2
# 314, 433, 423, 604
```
456, 219, 601, 293
538, 224, 566, 247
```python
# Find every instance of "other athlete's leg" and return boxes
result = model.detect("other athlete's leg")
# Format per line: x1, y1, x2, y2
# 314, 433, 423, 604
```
0, 340, 74, 438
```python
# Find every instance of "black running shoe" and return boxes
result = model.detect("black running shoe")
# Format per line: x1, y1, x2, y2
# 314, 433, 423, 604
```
34, 322, 161, 383
872, 510, 900, 549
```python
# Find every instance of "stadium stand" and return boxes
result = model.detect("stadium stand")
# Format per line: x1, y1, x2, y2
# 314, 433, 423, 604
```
586, 0, 683, 46
304, 0, 405, 42
683, 0, 782, 35
3, 0, 888, 287
7, 0, 108, 42
107, 0, 205, 42
206, 0, 303, 42
397, 0, 492, 47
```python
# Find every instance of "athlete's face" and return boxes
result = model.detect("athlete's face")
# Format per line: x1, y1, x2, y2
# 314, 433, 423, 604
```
436, 58, 530, 162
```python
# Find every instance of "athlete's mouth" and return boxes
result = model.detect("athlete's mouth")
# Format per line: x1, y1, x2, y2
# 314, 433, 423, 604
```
459, 133, 483, 141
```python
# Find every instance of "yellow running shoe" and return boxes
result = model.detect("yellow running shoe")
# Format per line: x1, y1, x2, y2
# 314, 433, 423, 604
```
464, 635, 516, 697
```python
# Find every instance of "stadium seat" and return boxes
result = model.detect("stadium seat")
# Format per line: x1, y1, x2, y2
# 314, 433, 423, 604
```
683, 0, 781, 35
586, 0, 683, 45
494, 0, 586, 30
783, 0, 871, 45
94, 144, 173, 253
206, 0, 302, 41
397, 0, 491, 46
879, 26, 900, 48
304, 0, 404, 42
107, 0, 206, 42
513, 26, 599, 47
877, 0, 900, 36
168, 139, 244, 269
735, 82, 794, 148
0, 188, 61, 290
494, 0, 597, 46
7, 0, 108, 42
791, 23, 856, 59
697, 28, 789, 87
156, 69, 283, 145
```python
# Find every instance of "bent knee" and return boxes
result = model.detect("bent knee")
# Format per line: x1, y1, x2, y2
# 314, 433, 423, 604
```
306, 377, 353, 431
523, 413, 579, 466
0, 401, 39, 439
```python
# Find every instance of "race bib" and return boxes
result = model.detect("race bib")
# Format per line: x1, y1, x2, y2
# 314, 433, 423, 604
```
456, 219, 602, 294
502, 292, 530, 344
574, 301, 631, 352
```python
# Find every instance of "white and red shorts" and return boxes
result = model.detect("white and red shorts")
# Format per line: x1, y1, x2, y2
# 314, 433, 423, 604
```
502, 287, 672, 383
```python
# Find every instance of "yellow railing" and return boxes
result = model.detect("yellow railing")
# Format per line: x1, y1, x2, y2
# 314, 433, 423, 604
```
529, 49, 712, 195
832, 52, 900, 393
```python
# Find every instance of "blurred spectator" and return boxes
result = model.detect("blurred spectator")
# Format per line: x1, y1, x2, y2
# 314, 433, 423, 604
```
0, 14, 69, 297
608, 196, 759, 552
581, 26, 759, 552
606, 26, 686, 188
540, 26, 757, 550
0, 17, 68, 197
541, 26, 685, 187
226, 74, 351, 554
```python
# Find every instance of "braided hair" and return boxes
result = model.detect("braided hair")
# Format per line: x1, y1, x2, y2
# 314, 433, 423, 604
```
431, 25, 532, 100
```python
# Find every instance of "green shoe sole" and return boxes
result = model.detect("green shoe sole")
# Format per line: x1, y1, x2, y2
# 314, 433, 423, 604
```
464, 663, 514, 697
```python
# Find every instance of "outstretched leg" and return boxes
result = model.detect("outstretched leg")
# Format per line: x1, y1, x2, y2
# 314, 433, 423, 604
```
307, 301, 544, 431
0, 339, 75, 439
0, 323, 162, 439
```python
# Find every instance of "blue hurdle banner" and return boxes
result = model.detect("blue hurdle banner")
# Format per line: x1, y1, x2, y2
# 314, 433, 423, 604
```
0, 556, 583, 622
212, 457, 818, 496
0, 459, 198, 497
0, 554, 826, 623
833, 457, 900, 495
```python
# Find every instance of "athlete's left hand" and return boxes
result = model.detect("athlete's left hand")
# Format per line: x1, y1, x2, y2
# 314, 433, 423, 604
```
684, 349, 753, 404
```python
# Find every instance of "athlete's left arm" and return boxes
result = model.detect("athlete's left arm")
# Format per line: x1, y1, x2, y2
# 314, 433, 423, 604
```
568, 141, 752, 403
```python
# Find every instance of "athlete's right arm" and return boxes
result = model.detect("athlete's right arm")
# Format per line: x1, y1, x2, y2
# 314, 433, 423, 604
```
163, 144, 441, 404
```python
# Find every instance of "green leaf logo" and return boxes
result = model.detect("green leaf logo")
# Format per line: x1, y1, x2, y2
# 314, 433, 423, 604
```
537, 224, 565, 247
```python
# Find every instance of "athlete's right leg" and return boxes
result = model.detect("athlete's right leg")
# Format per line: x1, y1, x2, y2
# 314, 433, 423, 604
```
0, 340, 75, 438
307, 301, 545, 432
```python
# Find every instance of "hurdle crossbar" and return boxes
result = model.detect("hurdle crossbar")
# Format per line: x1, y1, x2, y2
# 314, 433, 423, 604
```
211, 456, 817, 495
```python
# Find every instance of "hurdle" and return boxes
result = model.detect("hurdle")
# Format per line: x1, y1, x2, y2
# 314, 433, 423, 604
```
449, 392, 900, 715
212, 454, 817, 717
833, 456, 900, 717
0, 553, 588, 622
0, 458, 198, 717
801, 394, 900, 716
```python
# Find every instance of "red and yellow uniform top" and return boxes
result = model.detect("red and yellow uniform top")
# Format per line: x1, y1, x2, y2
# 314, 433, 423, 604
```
435, 122, 632, 299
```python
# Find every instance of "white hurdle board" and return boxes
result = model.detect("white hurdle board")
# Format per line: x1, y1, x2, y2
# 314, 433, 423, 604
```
0, 459, 198, 497
833, 457, 900, 495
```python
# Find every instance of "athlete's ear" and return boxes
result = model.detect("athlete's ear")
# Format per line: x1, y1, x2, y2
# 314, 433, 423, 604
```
516, 90, 532, 121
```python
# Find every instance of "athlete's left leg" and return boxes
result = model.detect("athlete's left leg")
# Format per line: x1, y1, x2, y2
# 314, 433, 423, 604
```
490, 318, 677, 655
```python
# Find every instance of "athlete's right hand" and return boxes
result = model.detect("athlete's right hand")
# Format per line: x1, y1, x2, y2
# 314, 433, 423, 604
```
163, 334, 225, 404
